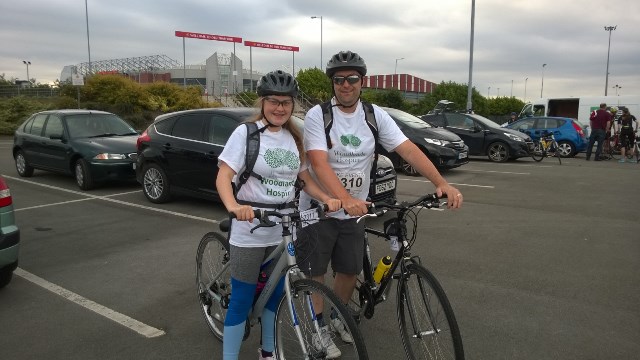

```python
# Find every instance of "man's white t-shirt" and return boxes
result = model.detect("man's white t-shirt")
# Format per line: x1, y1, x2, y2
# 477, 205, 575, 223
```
299, 100, 407, 219
219, 121, 302, 247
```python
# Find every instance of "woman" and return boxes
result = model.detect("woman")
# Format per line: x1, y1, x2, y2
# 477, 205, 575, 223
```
215, 70, 341, 360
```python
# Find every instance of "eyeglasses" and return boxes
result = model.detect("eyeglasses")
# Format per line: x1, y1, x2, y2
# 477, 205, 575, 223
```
332, 75, 361, 86
264, 97, 293, 108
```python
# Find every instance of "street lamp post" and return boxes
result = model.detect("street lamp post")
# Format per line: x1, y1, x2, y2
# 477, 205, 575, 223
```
510, 80, 513, 97
604, 25, 617, 96
497, 87, 500, 97
394, 57, 404, 90
22, 60, 31, 85
487, 86, 491, 97
524, 77, 528, 101
85, 0, 92, 74
540, 64, 547, 98
311, 16, 323, 68
613, 84, 621, 96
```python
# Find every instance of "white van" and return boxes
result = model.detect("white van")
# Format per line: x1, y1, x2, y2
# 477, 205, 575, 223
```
519, 95, 640, 136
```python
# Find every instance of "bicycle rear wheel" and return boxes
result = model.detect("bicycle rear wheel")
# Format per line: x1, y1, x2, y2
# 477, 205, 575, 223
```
195, 232, 231, 341
553, 143, 562, 164
275, 278, 368, 360
397, 263, 464, 360
608, 137, 620, 160
530, 143, 544, 162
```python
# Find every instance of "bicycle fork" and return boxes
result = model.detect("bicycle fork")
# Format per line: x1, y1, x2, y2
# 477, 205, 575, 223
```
401, 264, 441, 339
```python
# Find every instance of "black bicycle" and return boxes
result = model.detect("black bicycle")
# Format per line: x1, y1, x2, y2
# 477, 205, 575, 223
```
196, 203, 368, 359
530, 131, 562, 164
350, 193, 464, 359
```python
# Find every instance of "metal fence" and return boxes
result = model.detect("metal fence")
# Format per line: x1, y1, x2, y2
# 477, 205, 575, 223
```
0, 86, 60, 98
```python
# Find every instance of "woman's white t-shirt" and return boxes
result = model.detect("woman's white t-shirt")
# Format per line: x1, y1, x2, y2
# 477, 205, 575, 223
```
299, 100, 407, 219
219, 121, 302, 247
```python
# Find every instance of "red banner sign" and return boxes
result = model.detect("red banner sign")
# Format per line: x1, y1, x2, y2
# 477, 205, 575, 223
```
175, 31, 241, 43
244, 41, 299, 52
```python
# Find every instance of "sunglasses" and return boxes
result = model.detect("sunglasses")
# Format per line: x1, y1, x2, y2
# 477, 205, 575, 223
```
332, 75, 361, 85
264, 97, 293, 108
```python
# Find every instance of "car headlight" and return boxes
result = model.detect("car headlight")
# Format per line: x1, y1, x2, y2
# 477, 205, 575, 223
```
504, 133, 525, 142
424, 138, 450, 146
93, 153, 127, 160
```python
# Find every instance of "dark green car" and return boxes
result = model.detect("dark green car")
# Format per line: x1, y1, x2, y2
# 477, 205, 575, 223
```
0, 176, 19, 288
13, 110, 139, 190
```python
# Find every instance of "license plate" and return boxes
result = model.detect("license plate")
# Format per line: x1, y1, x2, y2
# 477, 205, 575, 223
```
459, 152, 468, 159
375, 179, 396, 194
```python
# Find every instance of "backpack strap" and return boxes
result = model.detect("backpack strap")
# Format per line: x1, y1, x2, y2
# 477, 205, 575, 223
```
321, 101, 334, 149
236, 122, 267, 193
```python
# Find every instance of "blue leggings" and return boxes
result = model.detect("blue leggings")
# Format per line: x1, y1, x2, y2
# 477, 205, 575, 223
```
223, 244, 284, 360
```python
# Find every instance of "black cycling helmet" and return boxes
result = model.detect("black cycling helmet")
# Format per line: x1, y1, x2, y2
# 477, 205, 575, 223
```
256, 70, 299, 97
326, 51, 367, 77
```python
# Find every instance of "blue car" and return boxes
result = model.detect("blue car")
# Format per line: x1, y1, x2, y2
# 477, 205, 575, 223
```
506, 116, 588, 157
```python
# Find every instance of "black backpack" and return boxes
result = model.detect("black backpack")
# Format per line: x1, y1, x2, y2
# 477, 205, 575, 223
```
320, 101, 379, 177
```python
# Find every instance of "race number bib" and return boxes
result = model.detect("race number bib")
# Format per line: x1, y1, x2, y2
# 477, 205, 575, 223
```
336, 171, 366, 195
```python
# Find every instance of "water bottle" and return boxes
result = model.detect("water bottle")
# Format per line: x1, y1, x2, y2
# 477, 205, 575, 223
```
389, 235, 400, 252
372, 256, 392, 284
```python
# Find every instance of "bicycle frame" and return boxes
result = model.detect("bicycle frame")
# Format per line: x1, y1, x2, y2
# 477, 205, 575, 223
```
202, 213, 316, 356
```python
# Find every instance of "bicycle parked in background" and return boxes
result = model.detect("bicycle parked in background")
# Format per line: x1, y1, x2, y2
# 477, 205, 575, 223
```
349, 193, 465, 360
530, 131, 562, 164
196, 203, 368, 359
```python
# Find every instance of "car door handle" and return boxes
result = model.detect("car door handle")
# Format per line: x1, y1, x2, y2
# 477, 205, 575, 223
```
205, 151, 216, 159
163, 143, 172, 149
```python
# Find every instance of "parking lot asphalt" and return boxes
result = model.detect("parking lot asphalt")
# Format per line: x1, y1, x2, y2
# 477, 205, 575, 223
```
1, 136, 639, 360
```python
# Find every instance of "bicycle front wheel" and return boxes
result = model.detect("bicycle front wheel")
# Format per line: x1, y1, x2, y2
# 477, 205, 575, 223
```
195, 232, 231, 341
530, 143, 544, 162
608, 137, 620, 160
397, 264, 464, 360
275, 278, 368, 360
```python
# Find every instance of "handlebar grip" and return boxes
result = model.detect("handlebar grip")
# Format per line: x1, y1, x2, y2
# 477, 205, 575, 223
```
228, 209, 262, 219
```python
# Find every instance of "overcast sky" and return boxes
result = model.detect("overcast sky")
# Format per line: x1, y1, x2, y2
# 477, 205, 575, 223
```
2, 0, 638, 100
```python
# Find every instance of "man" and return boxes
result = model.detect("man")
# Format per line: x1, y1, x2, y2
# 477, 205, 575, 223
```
617, 108, 638, 162
586, 103, 612, 161
297, 50, 463, 358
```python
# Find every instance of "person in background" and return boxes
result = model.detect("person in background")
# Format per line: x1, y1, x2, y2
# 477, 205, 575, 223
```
616, 108, 638, 162
586, 103, 612, 161
508, 112, 519, 124
216, 70, 341, 360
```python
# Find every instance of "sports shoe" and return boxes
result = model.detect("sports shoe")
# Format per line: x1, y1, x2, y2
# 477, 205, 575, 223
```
312, 325, 341, 359
257, 348, 273, 360
330, 316, 354, 343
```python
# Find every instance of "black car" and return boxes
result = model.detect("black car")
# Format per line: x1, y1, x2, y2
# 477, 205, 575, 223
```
421, 105, 533, 162
135, 108, 397, 204
13, 109, 139, 189
381, 107, 468, 174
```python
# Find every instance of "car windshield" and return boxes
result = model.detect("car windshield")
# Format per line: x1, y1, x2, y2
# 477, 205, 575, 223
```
383, 108, 432, 129
66, 114, 136, 138
468, 114, 503, 129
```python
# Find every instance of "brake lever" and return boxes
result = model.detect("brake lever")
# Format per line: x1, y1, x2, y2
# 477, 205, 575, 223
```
249, 214, 277, 233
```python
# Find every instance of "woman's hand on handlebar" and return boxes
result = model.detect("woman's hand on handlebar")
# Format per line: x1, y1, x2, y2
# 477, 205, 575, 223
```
435, 184, 463, 209
228, 204, 256, 221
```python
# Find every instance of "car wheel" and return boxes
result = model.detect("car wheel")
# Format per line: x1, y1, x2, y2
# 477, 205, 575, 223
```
401, 159, 419, 176
557, 141, 575, 157
15, 150, 34, 177
75, 159, 95, 190
142, 163, 171, 203
487, 142, 510, 162
0, 267, 14, 288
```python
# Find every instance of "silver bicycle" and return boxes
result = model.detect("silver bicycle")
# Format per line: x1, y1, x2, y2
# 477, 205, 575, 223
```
196, 203, 369, 359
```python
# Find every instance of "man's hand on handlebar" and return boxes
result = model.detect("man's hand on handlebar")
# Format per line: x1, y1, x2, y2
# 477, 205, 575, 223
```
435, 184, 463, 209
341, 196, 370, 217
324, 198, 342, 213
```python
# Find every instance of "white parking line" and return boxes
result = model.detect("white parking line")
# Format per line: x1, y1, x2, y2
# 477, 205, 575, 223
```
463, 169, 530, 175
398, 177, 495, 189
14, 268, 166, 338
2, 175, 219, 224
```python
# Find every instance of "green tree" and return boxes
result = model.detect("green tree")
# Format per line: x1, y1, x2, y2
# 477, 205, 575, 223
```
296, 67, 332, 102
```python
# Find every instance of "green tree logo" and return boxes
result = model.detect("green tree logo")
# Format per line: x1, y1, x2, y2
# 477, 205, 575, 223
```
264, 148, 299, 170
339, 134, 362, 148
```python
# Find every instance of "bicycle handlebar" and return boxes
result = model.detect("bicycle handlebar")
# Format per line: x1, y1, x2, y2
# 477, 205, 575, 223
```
356, 192, 447, 223
229, 202, 330, 233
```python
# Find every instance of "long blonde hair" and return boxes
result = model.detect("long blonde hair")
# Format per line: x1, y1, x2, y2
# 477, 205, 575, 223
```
251, 97, 305, 164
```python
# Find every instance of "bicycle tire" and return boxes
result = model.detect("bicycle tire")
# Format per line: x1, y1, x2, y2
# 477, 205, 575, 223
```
530, 143, 544, 162
195, 232, 231, 341
608, 137, 620, 160
397, 263, 464, 360
553, 143, 562, 165
275, 278, 369, 360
